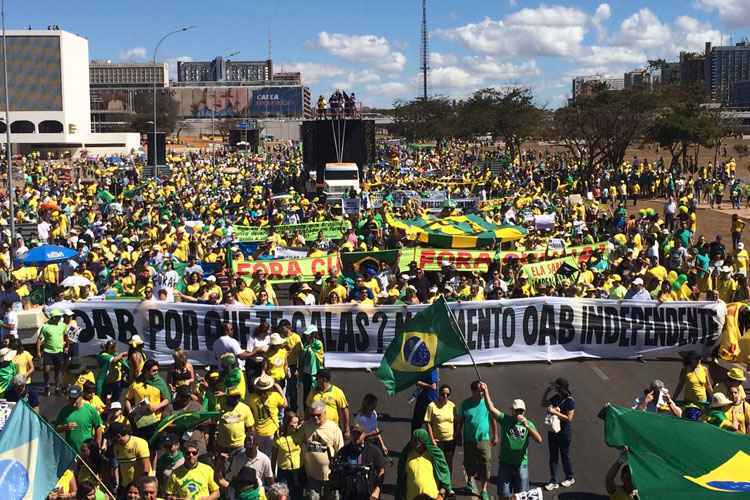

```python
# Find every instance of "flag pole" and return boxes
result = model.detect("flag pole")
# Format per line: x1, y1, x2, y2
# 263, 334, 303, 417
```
75, 455, 118, 499
21, 400, 117, 499
441, 296, 482, 382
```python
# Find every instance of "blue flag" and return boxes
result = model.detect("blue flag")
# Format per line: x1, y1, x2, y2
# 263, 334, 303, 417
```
0, 400, 77, 500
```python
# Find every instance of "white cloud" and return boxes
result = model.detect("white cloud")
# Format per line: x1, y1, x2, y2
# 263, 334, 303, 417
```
365, 81, 411, 97
591, 4, 611, 42
673, 16, 722, 53
315, 32, 406, 72
612, 9, 721, 57
425, 58, 541, 94
430, 52, 459, 68
696, 0, 750, 28
277, 62, 344, 85
438, 6, 589, 58
333, 69, 381, 90
577, 46, 647, 66
120, 47, 147, 61
616, 9, 672, 49
466, 56, 541, 81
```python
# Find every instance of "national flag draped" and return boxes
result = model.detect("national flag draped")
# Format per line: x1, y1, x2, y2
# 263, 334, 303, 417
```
0, 399, 77, 500
603, 404, 750, 498
340, 249, 400, 279
148, 410, 220, 445
385, 213, 526, 249
376, 296, 467, 395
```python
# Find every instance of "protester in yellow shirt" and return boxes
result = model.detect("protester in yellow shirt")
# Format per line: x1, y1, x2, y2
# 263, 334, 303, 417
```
166, 440, 220, 500
424, 384, 457, 473
111, 422, 151, 487
248, 373, 287, 455
305, 369, 350, 436
216, 386, 256, 453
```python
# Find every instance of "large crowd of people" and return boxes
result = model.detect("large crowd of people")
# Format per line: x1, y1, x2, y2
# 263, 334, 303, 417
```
0, 137, 748, 500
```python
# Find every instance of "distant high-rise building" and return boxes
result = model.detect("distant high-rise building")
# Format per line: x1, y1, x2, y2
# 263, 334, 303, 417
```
624, 69, 652, 90
90, 61, 168, 87
707, 41, 750, 105
571, 75, 624, 101
177, 57, 272, 83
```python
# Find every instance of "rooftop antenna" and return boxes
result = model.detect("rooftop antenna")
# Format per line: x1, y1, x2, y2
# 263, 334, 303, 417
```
420, 0, 429, 100
268, 27, 272, 62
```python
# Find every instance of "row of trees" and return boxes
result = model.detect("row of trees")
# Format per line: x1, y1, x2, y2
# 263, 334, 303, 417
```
393, 83, 736, 175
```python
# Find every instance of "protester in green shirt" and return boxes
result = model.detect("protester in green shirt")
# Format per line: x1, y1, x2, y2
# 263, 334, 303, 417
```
36, 308, 67, 395
156, 434, 185, 495
479, 382, 542, 500
55, 385, 103, 453
456, 380, 498, 500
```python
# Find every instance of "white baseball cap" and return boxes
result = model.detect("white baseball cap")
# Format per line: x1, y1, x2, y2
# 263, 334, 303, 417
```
633, 277, 644, 286
512, 399, 526, 411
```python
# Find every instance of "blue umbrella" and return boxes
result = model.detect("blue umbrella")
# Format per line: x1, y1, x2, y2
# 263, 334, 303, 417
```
22, 244, 79, 266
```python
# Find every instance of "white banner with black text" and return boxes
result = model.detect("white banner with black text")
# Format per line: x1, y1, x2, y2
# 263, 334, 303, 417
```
53, 298, 726, 368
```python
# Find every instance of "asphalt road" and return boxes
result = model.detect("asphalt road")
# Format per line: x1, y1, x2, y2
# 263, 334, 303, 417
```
35, 358, 684, 500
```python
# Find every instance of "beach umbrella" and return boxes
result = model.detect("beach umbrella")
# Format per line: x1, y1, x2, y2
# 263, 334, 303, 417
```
61, 275, 91, 288
23, 245, 79, 266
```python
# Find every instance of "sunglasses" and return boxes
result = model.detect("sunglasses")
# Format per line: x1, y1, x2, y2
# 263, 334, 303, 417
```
185, 449, 199, 456
311, 413, 323, 418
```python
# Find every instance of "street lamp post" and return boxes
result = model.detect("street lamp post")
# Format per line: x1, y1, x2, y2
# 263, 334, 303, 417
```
1, 0, 15, 255
211, 50, 240, 167
152, 25, 194, 178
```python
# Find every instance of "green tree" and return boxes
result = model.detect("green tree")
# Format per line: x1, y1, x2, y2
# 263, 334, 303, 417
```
646, 83, 731, 167
553, 88, 657, 179
460, 87, 543, 159
392, 97, 457, 141
130, 90, 180, 134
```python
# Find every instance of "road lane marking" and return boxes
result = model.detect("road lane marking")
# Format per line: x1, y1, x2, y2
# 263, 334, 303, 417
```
591, 364, 610, 381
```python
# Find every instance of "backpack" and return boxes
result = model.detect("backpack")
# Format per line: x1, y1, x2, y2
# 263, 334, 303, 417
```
329, 452, 377, 499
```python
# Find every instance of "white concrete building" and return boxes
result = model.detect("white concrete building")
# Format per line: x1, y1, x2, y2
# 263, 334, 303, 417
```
0, 29, 139, 155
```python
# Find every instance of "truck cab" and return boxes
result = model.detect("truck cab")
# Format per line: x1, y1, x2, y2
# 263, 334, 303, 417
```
322, 162, 360, 197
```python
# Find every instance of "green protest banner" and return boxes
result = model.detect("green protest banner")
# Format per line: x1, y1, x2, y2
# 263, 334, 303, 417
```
499, 241, 609, 263
521, 256, 580, 287
233, 221, 349, 242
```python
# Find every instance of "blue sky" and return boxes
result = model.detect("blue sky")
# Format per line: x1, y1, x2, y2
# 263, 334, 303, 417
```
13, 0, 750, 108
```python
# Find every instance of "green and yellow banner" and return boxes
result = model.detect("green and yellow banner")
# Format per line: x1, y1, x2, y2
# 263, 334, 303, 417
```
232, 255, 341, 282
521, 256, 579, 287
233, 221, 349, 242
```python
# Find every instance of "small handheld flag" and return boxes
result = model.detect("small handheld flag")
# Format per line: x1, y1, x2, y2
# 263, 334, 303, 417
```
0, 400, 77, 500
376, 296, 468, 395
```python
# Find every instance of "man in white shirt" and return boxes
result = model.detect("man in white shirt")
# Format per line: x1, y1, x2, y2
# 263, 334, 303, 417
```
0, 300, 17, 340
212, 324, 260, 371
153, 260, 180, 303
222, 433, 274, 491
37, 219, 51, 243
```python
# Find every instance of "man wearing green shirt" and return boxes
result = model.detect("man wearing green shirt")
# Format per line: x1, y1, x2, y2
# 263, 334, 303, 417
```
479, 382, 542, 500
55, 385, 103, 453
36, 308, 67, 395
456, 380, 498, 500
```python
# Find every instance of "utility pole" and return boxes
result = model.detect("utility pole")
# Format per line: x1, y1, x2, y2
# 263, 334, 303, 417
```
420, 0, 429, 101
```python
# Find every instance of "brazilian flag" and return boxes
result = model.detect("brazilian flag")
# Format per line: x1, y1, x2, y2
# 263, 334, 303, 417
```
376, 296, 467, 395
603, 404, 750, 498
148, 410, 220, 445
340, 249, 400, 279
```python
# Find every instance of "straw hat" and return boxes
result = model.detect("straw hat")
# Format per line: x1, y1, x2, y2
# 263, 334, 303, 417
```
710, 392, 732, 408
254, 373, 275, 391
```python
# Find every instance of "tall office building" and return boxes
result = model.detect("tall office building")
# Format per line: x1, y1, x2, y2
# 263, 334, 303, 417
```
177, 57, 272, 83
707, 41, 750, 105
624, 69, 652, 90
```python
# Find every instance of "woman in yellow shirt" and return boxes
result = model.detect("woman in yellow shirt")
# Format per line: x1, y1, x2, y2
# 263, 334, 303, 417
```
397, 428, 451, 500
424, 384, 456, 475
674, 353, 713, 404
272, 412, 304, 499
10, 338, 34, 383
